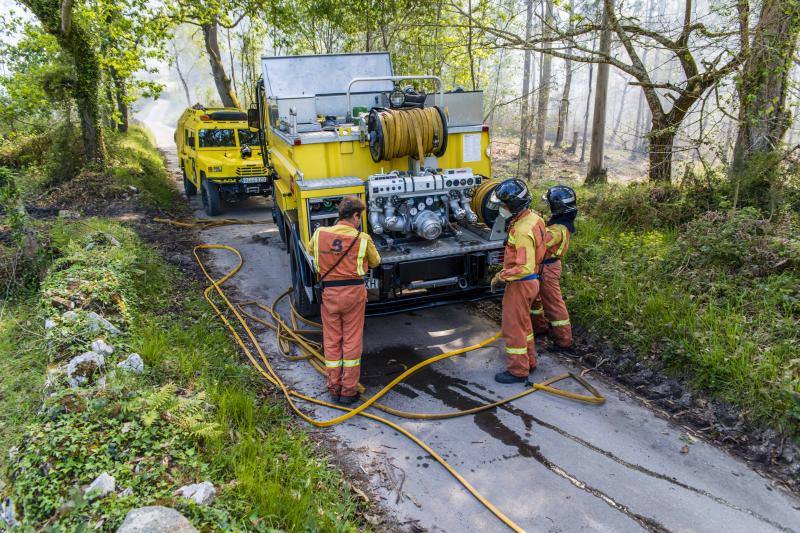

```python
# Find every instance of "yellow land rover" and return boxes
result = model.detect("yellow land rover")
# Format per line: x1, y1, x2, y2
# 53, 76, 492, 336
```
175, 105, 273, 215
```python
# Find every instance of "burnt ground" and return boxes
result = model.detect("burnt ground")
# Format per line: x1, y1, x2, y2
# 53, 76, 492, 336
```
473, 299, 800, 494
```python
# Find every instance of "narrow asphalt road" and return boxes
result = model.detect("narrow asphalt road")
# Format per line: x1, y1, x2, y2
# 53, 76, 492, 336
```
140, 110, 799, 531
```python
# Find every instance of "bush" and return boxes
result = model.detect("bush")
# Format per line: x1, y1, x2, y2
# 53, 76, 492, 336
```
675, 208, 800, 279
581, 169, 739, 231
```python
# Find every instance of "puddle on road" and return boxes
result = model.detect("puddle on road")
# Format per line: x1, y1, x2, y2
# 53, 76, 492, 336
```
362, 344, 668, 532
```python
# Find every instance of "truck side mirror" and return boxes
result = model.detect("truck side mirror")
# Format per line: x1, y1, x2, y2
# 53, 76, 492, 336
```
247, 108, 260, 130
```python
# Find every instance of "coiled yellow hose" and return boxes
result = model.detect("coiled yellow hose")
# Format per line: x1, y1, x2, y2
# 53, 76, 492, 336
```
370, 107, 447, 162
193, 242, 605, 532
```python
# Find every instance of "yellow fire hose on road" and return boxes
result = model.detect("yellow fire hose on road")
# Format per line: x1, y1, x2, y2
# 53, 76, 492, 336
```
192, 241, 605, 532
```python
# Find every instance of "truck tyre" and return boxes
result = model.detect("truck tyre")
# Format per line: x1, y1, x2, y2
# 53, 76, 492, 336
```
201, 177, 222, 216
289, 237, 317, 318
183, 168, 197, 197
273, 205, 287, 249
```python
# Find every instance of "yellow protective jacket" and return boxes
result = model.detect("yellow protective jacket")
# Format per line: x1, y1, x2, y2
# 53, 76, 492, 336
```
500, 209, 547, 281
543, 223, 571, 261
306, 220, 381, 279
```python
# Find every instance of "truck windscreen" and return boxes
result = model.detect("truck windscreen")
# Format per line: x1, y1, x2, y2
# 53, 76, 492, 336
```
238, 129, 259, 147
199, 129, 235, 148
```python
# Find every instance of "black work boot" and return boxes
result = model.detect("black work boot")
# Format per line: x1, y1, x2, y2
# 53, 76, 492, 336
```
329, 392, 340, 404
494, 371, 529, 384
337, 394, 359, 406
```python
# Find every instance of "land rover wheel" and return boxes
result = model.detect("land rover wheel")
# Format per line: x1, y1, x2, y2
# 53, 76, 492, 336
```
201, 177, 222, 216
183, 168, 197, 197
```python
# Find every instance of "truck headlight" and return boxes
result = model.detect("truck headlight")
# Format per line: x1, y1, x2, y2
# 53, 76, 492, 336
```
208, 166, 222, 173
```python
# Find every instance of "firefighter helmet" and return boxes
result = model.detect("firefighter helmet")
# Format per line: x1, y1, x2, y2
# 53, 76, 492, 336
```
490, 179, 531, 217
543, 185, 577, 216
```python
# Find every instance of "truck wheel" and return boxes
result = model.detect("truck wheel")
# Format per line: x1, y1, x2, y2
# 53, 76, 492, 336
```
183, 168, 197, 197
201, 178, 222, 216
289, 238, 317, 318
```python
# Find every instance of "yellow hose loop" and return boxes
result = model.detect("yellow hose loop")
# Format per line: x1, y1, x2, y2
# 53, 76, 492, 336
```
373, 107, 445, 162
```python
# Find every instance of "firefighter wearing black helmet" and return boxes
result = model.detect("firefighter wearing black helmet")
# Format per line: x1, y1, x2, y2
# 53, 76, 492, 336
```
530, 185, 577, 350
488, 179, 547, 383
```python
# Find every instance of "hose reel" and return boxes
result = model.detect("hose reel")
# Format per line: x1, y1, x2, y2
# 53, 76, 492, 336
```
367, 106, 448, 163
471, 178, 502, 227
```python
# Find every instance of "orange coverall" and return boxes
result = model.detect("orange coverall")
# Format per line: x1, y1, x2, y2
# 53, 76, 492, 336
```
499, 209, 547, 377
307, 220, 381, 398
531, 224, 572, 347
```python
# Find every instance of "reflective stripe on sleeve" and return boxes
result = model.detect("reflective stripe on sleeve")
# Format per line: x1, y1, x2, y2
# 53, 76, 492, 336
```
507, 233, 517, 245
530, 307, 544, 316
312, 231, 320, 268
505, 346, 528, 355
550, 319, 571, 327
356, 235, 368, 276
526, 333, 534, 342
342, 358, 361, 368
324, 359, 343, 368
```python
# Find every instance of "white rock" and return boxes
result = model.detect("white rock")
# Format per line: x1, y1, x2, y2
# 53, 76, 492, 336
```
117, 506, 197, 533
45, 319, 56, 330
86, 312, 120, 335
119, 487, 134, 498
117, 353, 144, 374
175, 481, 216, 505
62, 310, 79, 322
58, 209, 80, 219
85, 472, 115, 498
66, 351, 104, 388
0, 497, 17, 528
91, 339, 114, 356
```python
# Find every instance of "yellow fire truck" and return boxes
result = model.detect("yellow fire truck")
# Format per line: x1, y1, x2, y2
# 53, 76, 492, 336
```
249, 53, 507, 316
175, 105, 273, 216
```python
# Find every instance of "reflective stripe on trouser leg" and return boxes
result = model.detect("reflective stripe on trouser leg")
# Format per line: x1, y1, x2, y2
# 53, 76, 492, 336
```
539, 262, 572, 347
531, 297, 549, 334
526, 331, 536, 369
321, 291, 344, 396
501, 280, 539, 377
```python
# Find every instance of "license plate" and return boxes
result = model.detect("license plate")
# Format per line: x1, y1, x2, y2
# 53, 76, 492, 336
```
365, 278, 379, 290
240, 176, 267, 184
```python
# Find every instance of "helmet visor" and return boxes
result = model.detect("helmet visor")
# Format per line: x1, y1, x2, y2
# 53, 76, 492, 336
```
487, 190, 502, 211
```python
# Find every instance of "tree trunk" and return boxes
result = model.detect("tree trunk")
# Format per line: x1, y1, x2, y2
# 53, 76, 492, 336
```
67, 27, 105, 165
109, 66, 128, 133
202, 21, 241, 109
532, 0, 554, 164
731, 0, 800, 177
649, 126, 675, 182
610, 79, 630, 144
586, 8, 611, 184
579, 36, 597, 163
172, 42, 192, 106
22, 0, 105, 167
518, 0, 534, 166
554, 55, 572, 149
